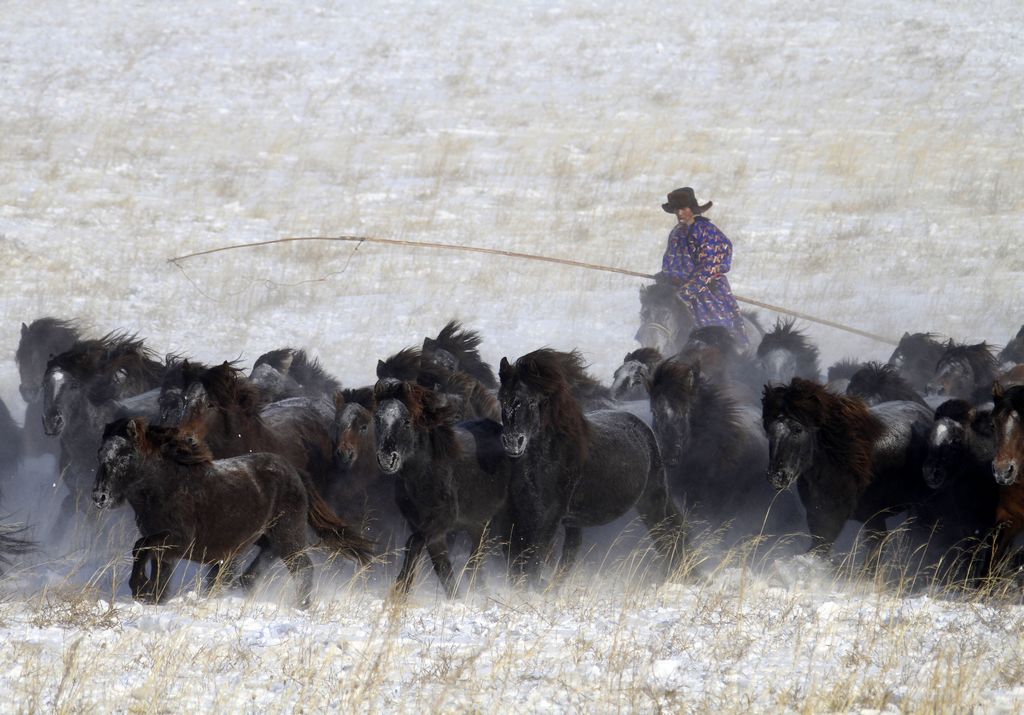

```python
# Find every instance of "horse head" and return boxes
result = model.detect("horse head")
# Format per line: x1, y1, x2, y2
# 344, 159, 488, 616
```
93, 417, 147, 509
333, 391, 374, 469
761, 384, 816, 490
992, 382, 1024, 485
647, 359, 702, 468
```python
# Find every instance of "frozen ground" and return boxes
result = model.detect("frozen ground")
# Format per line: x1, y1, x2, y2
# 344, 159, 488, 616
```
1, 0, 1023, 712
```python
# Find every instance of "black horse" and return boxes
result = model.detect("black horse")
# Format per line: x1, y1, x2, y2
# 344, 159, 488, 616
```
929, 341, 999, 405
15, 317, 81, 459
648, 359, 801, 545
846, 362, 928, 407
248, 348, 342, 403
373, 379, 510, 597
93, 417, 372, 606
888, 332, 947, 395
611, 348, 663, 402
825, 358, 865, 395
762, 378, 932, 566
635, 274, 697, 357
498, 349, 686, 583
757, 319, 821, 385
41, 333, 166, 522
998, 324, 1024, 368
914, 399, 999, 582
422, 320, 498, 390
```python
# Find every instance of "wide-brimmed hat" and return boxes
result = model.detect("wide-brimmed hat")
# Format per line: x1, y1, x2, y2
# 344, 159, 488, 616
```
662, 187, 712, 214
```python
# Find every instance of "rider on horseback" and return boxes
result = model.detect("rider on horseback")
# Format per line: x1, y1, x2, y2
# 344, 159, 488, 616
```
659, 187, 748, 347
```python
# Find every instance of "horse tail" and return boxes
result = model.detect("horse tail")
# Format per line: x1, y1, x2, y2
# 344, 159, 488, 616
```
0, 522, 34, 574
297, 470, 376, 566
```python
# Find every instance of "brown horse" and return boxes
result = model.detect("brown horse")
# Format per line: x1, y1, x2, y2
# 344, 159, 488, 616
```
990, 382, 1024, 574
93, 417, 373, 607
161, 361, 339, 497
762, 378, 932, 563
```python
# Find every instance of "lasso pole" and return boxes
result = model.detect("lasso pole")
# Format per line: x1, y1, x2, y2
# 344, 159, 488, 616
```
168, 235, 898, 346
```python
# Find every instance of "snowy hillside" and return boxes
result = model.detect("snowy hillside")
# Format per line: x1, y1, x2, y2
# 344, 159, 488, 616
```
1, 1, 1023, 712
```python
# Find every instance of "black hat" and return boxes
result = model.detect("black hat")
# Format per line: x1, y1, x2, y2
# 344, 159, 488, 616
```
662, 187, 712, 214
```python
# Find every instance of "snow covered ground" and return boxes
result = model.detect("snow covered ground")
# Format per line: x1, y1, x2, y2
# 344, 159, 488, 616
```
1, 1, 1023, 712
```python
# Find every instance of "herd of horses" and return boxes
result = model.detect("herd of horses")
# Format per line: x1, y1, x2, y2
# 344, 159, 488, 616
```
2, 278, 1024, 607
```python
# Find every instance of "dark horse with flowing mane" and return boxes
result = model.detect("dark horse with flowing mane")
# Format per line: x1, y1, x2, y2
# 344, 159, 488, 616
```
757, 319, 821, 385
373, 379, 511, 597
248, 348, 342, 403
498, 349, 687, 582
929, 341, 999, 405
422, 320, 498, 390
648, 359, 801, 543
846, 362, 928, 407
42, 332, 166, 521
888, 332, 947, 395
611, 348, 663, 402
93, 418, 373, 606
160, 360, 339, 497
762, 378, 932, 564
16, 317, 81, 458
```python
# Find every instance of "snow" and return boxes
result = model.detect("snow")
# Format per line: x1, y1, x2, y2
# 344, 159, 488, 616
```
1, 0, 1023, 711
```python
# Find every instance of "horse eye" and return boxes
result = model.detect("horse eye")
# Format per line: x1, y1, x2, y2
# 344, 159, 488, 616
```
359, 425, 368, 433
791, 423, 804, 434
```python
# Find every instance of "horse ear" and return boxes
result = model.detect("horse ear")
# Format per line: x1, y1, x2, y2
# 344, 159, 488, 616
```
376, 359, 387, 379
902, 331, 910, 339
993, 381, 1005, 400
333, 390, 345, 412
423, 337, 436, 350
21, 322, 28, 337
499, 357, 512, 382
126, 418, 142, 443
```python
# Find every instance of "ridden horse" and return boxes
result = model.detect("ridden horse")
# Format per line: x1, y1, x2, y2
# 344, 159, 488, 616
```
422, 320, 498, 390
160, 361, 339, 497
611, 348, 663, 402
93, 418, 373, 607
916, 399, 999, 582
762, 378, 932, 565
42, 333, 166, 517
635, 274, 698, 357
888, 332, 947, 395
929, 341, 999, 405
16, 318, 82, 459
846, 362, 928, 407
498, 349, 687, 582
757, 319, 821, 385
373, 379, 511, 597
248, 348, 342, 403
648, 359, 801, 543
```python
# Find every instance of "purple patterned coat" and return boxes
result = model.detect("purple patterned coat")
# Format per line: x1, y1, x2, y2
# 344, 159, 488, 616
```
661, 216, 747, 344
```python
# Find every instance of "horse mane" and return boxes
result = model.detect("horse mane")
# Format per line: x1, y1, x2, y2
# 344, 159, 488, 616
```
623, 347, 663, 368
762, 378, 884, 489
684, 326, 740, 356
48, 331, 162, 403
425, 320, 497, 389
161, 358, 211, 393
503, 349, 590, 465
846, 361, 924, 404
199, 362, 265, 416
104, 417, 214, 465
994, 383, 1024, 419
377, 347, 422, 381
827, 359, 864, 382
373, 380, 461, 461
254, 348, 341, 394
757, 319, 821, 378
337, 387, 375, 411
937, 341, 999, 382
16, 317, 81, 366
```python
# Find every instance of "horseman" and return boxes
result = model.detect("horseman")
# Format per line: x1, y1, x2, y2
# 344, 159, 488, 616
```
659, 187, 747, 347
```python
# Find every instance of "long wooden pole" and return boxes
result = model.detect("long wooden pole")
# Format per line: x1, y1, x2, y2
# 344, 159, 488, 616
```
168, 235, 898, 346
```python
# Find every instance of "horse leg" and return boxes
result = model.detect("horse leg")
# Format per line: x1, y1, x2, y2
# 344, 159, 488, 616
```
394, 531, 427, 595
554, 526, 583, 579
461, 526, 490, 593
858, 512, 891, 577
425, 535, 458, 599
634, 483, 690, 575
803, 506, 846, 559
130, 532, 180, 604
238, 536, 274, 590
